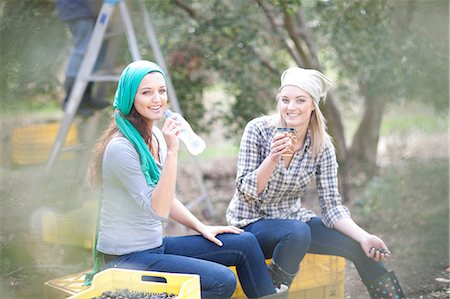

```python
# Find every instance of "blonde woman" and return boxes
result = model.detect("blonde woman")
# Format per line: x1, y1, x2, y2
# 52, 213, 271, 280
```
226, 67, 405, 298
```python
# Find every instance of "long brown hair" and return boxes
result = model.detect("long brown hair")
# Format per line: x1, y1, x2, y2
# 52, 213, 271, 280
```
88, 107, 153, 187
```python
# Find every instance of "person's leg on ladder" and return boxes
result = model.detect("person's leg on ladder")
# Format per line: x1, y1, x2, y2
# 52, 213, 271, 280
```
63, 17, 109, 114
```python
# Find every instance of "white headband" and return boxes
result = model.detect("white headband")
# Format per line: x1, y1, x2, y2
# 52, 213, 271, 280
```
279, 67, 333, 103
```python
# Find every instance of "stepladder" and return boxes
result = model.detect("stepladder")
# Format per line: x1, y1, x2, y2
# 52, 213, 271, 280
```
46, 0, 214, 218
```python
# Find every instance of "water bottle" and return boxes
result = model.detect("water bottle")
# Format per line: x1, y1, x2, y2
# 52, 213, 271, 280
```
163, 109, 206, 156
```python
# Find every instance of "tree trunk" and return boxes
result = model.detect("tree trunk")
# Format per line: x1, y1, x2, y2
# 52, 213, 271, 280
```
321, 93, 349, 202
281, 5, 350, 201
348, 93, 386, 187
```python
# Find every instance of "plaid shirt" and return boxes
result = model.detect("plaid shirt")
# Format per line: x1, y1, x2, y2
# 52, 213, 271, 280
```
226, 116, 350, 228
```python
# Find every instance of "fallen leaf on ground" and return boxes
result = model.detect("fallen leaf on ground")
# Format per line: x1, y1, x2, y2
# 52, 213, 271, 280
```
435, 277, 450, 283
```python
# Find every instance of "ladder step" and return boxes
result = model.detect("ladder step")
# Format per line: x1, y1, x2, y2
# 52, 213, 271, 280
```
104, 30, 122, 39
88, 69, 121, 81
87, 75, 120, 82
60, 144, 89, 153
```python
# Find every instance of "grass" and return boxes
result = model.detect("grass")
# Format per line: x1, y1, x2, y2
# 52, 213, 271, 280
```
342, 102, 449, 144
381, 112, 448, 135
352, 160, 449, 296
0, 94, 61, 119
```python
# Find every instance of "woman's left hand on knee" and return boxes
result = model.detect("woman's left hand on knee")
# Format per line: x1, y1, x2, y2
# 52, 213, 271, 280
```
199, 225, 244, 247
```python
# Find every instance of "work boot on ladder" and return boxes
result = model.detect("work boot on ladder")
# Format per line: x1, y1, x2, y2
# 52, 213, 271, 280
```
62, 77, 109, 116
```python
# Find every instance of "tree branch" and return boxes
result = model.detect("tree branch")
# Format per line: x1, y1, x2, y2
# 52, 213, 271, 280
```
172, 0, 197, 18
296, 9, 320, 69
255, 0, 303, 66
282, 7, 312, 68
246, 43, 279, 76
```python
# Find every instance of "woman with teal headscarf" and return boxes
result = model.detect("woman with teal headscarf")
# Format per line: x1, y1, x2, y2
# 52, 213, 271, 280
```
88, 60, 279, 298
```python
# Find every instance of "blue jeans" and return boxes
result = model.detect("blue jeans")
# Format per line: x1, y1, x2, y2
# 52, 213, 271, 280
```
101, 232, 275, 298
66, 18, 95, 77
244, 217, 388, 283
66, 17, 105, 77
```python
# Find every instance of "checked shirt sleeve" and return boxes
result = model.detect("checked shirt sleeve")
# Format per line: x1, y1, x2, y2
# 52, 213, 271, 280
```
235, 120, 265, 200
316, 143, 350, 228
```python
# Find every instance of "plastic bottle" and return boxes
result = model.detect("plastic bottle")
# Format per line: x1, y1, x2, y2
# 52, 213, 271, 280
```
163, 109, 206, 156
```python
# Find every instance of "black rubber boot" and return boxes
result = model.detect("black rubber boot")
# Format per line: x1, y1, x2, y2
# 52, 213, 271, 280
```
82, 82, 109, 110
365, 271, 406, 299
62, 76, 75, 110
62, 77, 94, 116
268, 261, 297, 290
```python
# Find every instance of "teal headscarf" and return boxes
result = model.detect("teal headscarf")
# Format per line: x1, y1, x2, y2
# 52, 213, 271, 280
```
113, 60, 167, 186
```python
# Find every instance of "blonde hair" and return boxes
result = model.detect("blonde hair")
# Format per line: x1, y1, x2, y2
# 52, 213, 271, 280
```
274, 93, 333, 159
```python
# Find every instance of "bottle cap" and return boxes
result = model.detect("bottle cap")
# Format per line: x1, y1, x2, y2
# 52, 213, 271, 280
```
163, 109, 173, 118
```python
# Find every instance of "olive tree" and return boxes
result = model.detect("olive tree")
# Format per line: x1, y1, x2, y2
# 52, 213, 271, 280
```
145, 0, 447, 199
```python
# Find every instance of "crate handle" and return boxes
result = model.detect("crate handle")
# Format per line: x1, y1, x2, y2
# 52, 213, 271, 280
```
141, 275, 167, 284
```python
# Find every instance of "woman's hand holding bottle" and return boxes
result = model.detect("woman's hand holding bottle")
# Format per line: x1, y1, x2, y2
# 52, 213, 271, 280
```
161, 116, 181, 154
164, 109, 206, 156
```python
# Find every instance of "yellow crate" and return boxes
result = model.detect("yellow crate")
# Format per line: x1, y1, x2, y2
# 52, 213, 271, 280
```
230, 254, 345, 299
45, 269, 201, 299
41, 201, 97, 249
44, 255, 343, 299
44, 270, 90, 298
11, 122, 79, 165
289, 281, 344, 299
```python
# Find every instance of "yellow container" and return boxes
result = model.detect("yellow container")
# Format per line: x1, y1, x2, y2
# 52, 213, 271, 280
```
230, 254, 345, 299
11, 122, 78, 165
41, 201, 97, 249
44, 270, 90, 298
289, 282, 344, 299
47, 269, 201, 299
45, 255, 343, 299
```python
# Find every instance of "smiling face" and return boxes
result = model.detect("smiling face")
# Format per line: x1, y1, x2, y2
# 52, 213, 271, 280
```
278, 85, 315, 130
134, 72, 167, 127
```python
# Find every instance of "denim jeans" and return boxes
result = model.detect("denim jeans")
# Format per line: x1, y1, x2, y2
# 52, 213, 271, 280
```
66, 18, 95, 77
102, 232, 275, 298
66, 17, 106, 77
244, 217, 388, 283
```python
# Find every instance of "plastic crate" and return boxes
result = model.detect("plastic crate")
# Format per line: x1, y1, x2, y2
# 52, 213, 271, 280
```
45, 269, 201, 299
230, 254, 345, 299
41, 201, 97, 249
289, 282, 344, 299
11, 122, 79, 165
44, 270, 90, 298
